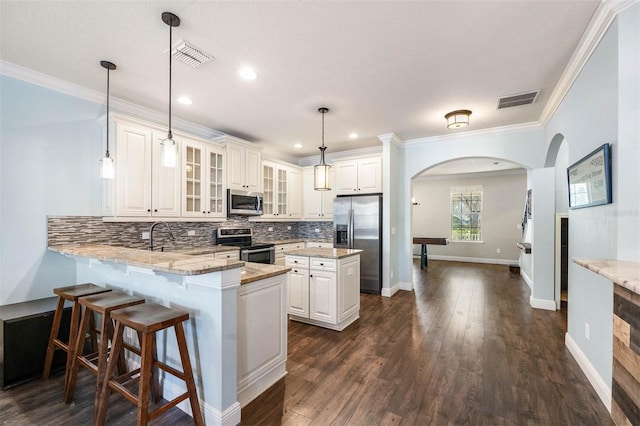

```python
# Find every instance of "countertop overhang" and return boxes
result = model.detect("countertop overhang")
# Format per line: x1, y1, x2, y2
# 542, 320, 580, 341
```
573, 258, 640, 295
49, 244, 244, 275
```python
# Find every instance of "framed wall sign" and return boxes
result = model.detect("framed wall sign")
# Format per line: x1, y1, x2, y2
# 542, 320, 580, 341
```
567, 143, 612, 209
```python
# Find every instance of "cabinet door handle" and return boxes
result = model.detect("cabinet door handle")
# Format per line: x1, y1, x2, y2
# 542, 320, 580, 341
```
294, 269, 298, 273
154, 209, 158, 212
310, 274, 313, 277
320, 263, 324, 266
294, 260, 298, 263
147, 209, 151, 212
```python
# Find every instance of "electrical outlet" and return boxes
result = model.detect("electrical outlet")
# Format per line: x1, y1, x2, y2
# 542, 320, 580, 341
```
187, 230, 196, 236
287, 226, 292, 230
268, 227, 273, 232
496, 248, 501, 254
391, 227, 396, 235
585, 323, 590, 340
315, 228, 320, 233
141, 232, 150, 239
391, 270, 394, 278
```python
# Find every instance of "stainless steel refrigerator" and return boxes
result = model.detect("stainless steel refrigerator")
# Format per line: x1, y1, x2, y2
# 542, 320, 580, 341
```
333, 194, 382, 294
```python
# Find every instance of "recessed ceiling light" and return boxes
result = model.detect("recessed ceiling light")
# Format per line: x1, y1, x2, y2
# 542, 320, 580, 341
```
177, 96, 193, 105
349, 132, 359, 139
239, 67, 257, 80
294, 143, 303, 149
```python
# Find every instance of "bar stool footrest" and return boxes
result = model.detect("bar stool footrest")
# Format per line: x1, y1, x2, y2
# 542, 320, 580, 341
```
148, 392, 190, 422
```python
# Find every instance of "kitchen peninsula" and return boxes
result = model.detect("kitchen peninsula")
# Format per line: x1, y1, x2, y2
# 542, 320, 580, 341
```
285, 248, 362, 331
49, 244, 290, 426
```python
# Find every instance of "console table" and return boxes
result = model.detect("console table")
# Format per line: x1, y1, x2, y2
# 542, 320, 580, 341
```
413, 237, 450, 269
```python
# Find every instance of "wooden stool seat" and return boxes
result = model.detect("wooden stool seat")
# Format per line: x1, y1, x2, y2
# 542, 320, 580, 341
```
96, 303, 203, 426
64, 290, 145, 405
43, 283, 112, 387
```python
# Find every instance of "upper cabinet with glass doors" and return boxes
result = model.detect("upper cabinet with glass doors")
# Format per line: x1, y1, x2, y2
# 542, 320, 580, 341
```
181, 137, 225, 218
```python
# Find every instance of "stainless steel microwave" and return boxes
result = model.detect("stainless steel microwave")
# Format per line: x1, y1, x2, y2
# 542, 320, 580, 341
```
227, 189, 263, 216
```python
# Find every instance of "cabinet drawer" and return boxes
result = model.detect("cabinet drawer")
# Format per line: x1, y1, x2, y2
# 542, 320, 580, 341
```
306, 242, 333, 249
286, 256, 309, 268
310, 258, 336, 271
214, 250, 239, 260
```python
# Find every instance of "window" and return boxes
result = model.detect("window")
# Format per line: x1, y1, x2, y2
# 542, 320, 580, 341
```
451, 186, 482, 241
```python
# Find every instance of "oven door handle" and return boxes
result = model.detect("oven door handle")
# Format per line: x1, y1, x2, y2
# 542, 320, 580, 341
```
242, 247, 275, 254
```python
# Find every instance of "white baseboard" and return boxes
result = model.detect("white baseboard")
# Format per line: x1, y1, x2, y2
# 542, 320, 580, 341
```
415, 254, 518, 266
529, 296, 556, 311
520, 269, 533, 289
125, 356, 242, 426
399, 281, 413, 291
565, 332, 611, 413
381, 283, 400, 297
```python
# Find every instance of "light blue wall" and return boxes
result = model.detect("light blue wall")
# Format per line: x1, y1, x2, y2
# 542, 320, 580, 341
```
544, 20, 619, 388
0, 76, 103, 304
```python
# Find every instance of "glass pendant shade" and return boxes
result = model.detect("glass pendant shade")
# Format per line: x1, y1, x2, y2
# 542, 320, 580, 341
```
314, 162, 331, 191
160, 135, 178, 167
314, 107, 331, 191
100, 155, 115, 179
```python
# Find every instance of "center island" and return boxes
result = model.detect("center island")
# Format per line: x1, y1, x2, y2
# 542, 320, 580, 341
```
49, 244, 290, 426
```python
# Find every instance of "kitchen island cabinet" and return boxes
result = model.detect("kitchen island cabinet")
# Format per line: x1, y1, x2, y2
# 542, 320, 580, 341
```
48, 244, 290, 425
285, 248, 362, 331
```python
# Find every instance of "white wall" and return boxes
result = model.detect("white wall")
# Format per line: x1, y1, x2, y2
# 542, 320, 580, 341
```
411, 171, 526, 264
397, 128, 545, 287
0, 76, 103, 304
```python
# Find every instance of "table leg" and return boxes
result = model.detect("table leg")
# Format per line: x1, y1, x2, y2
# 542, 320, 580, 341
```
421, 244, 427, 269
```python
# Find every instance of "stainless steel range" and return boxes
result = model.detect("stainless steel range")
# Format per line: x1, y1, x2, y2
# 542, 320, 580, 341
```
216, 227, 275, 264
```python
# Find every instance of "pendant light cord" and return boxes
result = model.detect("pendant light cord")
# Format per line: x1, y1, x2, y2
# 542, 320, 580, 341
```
168, 23, 173, 139
321, 110, 325, 148
106, 67, 110, 157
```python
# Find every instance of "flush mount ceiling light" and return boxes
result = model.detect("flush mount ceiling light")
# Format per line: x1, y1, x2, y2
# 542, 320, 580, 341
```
99, 60, 116, 179
177, 96, 192, 105
445, 109, 472, 129
349, 132, 359, 140
160, 11, 180, 168
314, 107, 331, 191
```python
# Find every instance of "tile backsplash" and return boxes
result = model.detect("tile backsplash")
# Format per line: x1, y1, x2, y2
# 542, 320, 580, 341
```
47, 216, 333, 249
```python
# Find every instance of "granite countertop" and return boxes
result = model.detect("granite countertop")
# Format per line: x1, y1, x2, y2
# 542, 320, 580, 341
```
172, 245, 240, 255
49, 244, 244, 276
241, 262, 291, 285
285, 248, 363, 259
573, 258, 640, 295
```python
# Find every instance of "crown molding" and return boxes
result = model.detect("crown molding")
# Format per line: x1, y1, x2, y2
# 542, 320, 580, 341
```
297, 145, 383, 167
0, 59, 225, 140
403, 121, 541, 147
260, 145, 301, 166
539, 0, 637, 126
377, 132, 403, 147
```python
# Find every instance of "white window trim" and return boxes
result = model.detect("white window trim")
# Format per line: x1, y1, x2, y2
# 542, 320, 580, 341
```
450, 185, 483, 242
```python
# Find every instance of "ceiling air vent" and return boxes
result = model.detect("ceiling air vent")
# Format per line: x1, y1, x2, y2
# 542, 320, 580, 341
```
171, 40, 213, 68
497, 90, 540, 109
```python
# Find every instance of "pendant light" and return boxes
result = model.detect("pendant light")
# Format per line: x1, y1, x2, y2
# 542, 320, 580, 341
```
160, 12, 180, 168
314, 107, 331, 191
99, 60, 116, 179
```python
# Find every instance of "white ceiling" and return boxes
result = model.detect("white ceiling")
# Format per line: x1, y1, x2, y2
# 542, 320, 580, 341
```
1, 0, 600, 159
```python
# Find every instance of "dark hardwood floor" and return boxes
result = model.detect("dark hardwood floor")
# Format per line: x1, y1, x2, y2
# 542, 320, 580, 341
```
1, 260, 612, 425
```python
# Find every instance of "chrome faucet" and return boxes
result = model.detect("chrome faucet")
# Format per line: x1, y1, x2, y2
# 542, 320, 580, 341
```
149, 221, 176, 251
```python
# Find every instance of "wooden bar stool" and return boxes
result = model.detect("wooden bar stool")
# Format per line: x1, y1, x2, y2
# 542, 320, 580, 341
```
95, 303, 204, 426
64, 290, 146, 405
42, 283, 112, 388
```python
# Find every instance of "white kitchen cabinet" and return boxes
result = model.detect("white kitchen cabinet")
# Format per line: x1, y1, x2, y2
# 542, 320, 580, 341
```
103, 115, 180, 218
182, 137, 225, 218
222, 137, 262, 192
214, 250, 239, 260
284, 253, 360, 331
286, 266, 309, 317
305, 241, 333, 249
263, 162, 302, 219
274, 242, 305, 266
334, 156, 382, 195
302, 167, 335, 220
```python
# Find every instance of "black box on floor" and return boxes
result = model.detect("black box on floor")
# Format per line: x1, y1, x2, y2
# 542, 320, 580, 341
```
0, 296, 71, 389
